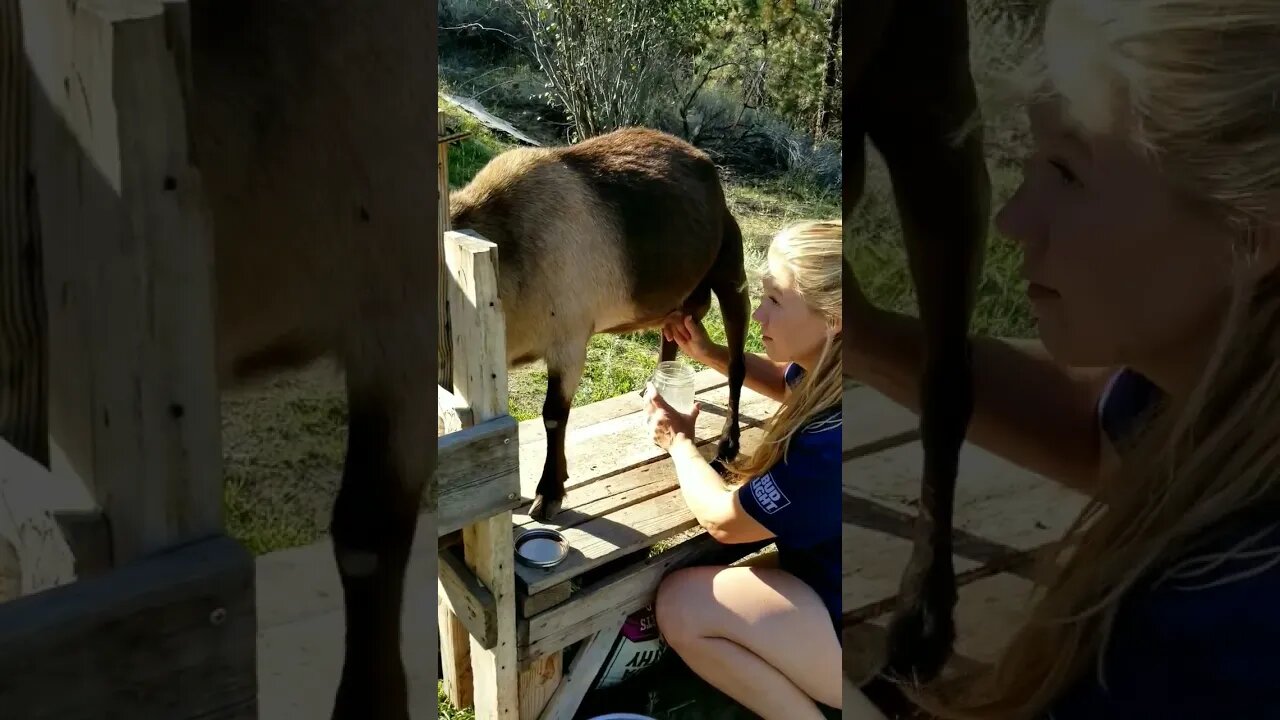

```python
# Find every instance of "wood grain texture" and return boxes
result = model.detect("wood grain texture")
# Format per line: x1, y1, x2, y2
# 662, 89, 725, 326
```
445, 229, 521, 718
438, 544, 497, 649
21, 0, 222, 565
515, 426, 766, 594
0, 532, 257, 720
520, 532, 766, 661
0, 0, 48, 466
535, 623, 622, 720
0, 437, 97, 600
437, 413, 520, 535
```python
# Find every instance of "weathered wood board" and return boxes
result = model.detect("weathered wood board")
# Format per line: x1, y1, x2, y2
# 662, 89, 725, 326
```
840, 379, 1084, 690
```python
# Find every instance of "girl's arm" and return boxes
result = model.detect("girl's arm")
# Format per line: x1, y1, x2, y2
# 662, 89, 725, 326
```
695, 344, 791, 404
848, 305, 1117, 496
666, 433, 775, 544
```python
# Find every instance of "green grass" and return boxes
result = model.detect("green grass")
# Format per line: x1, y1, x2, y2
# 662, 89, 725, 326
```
439, 685, 476, 720
439, 100, 838, 422
220, 16, 1038, 715
849, 150, 1037, 341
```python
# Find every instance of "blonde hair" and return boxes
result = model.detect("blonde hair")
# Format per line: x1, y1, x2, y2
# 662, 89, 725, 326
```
912, 1, 1280, 718
728, 219, 843, 482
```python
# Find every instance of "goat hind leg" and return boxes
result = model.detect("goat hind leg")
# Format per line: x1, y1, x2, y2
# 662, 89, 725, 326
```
529, 337, 589, 522
873, 94, 989, 687
329, 376, 429, 719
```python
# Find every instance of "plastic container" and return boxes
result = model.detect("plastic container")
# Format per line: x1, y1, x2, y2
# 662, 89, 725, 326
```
651, 361, 696, 415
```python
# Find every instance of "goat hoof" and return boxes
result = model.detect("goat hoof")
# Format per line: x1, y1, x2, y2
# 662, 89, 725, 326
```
715, 434, 741, 463
529, 494, 563, 522
881, 595, 956, 684
331, 680, 408, 720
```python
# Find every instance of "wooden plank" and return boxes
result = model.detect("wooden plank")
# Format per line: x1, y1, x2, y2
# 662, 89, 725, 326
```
21, 0, 120, 494
513, 392, 777, 529
842, 571, 1033, 688
519, 652, 562, 719
439, 383, 474, 434
842, 617, 985, 688
515, 371, 773, 502
515, 427, 767, 594
537, 621, 626, 720
0, 437, 98, 599
446, 229, 521, 719
21, 0, 222, 565
438, 109, 453, 389
438, 545, 498, 649
439, 600, 475, 709
520, 581, 574, 618
516, 472, 678, 534
842, 381, 921, 458
523, 531, 766, 658
0, 533, 257, 719
437, 413, 521, 535
949, 571, 1034, 665
466, 514, 521, 719
843, 440, 1088, 553
445, 228, 507, 421
517, 368, 727, 452
842, 523, 979, 619
0, 0, 49, 467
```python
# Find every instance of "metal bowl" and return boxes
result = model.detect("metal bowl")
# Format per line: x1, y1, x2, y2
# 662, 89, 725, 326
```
514, 528, 570, 569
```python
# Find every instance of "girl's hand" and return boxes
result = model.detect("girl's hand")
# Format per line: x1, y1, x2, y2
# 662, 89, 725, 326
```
662, 314, 719, 364
643, 383, 700, 451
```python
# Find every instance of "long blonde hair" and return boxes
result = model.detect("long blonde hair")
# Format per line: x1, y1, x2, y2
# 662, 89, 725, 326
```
727, 219, 843, 482
914, 1, 1280, 718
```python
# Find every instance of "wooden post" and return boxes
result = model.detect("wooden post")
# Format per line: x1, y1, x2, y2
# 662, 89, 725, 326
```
0, 0, 48, 467
445, 229, 520, 718
436, 119, 472, 710
438, 110, 454, 389
20, 0, 223, 565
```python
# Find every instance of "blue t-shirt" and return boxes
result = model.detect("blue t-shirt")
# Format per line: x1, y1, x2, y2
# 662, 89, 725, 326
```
1045, 368, 1280, 719
735, 362, 842, 633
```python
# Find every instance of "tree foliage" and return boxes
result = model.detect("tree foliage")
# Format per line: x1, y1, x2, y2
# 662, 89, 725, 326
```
504, 0, 840, 144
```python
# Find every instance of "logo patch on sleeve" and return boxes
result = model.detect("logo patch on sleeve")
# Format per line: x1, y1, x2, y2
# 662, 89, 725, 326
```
751, 473, 791, 514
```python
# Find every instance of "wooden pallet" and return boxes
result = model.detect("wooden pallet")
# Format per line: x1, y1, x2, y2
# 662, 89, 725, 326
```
839, 379, 1091, 683
440, 368, 781, 719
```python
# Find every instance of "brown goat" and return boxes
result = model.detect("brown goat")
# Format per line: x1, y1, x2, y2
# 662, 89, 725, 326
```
187, 2, 435, 717
846, 0, 992, 706
448, 127, 750, 521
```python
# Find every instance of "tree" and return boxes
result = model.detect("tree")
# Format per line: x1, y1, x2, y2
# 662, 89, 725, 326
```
814, 0, 840, 138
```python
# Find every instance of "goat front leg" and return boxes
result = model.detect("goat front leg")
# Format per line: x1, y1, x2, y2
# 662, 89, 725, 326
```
328, 377, 429, 719
529, 337, 589, 522
871, 88, 990, 688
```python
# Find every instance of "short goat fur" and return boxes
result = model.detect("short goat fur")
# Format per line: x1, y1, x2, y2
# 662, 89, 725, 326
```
449, 127, 750, 521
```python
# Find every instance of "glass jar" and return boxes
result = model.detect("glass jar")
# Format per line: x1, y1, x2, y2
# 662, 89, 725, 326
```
651, 361, 696, 415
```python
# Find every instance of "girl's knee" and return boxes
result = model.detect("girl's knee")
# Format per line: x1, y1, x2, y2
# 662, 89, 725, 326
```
655, 566, 713, 642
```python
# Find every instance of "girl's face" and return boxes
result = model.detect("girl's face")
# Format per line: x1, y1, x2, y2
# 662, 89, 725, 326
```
752, 253, 835, 368
996, 99, 1237, 383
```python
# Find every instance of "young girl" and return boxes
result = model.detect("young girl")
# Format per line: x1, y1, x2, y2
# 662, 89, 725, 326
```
846, 0, 1280, 717
642, 220, 843, 720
